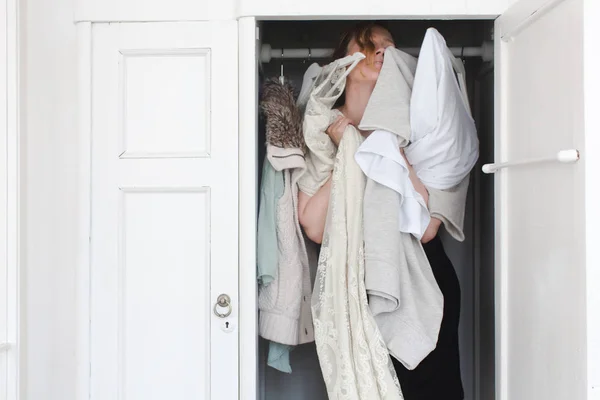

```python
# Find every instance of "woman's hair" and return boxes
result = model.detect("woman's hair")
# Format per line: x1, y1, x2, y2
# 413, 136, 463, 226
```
330, 22, 391, 108
331, 21, 391, 63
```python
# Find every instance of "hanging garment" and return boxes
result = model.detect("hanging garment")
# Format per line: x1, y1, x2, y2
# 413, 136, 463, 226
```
427, 176, 470, 242
300, 53, 404, 400
405, 27, 479, 190
353, 47, 443, 370
257, 158, 284, 286
297, 62, 322, 115
258, 79, 314, 373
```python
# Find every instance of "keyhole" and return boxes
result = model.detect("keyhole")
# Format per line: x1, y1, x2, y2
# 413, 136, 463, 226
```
226, 322, 229, 329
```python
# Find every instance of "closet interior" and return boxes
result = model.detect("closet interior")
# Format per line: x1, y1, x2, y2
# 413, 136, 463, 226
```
256, 19, 496, 400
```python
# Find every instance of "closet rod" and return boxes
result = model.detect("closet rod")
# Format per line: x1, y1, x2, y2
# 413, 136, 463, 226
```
481, 149, 580, 174
260, 42, 494, 63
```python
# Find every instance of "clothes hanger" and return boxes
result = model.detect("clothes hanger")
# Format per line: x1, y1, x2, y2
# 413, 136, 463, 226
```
446, 46, 473, 118
303, 48, 311, 64
279, 49, 285, 85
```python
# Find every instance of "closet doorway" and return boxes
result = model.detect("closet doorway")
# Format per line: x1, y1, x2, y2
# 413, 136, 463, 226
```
255, 19, 495, 400
240, 2, 587, 398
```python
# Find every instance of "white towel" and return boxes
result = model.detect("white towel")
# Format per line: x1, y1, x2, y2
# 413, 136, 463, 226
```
355, 47, 444, 370
355, 130, 430, 239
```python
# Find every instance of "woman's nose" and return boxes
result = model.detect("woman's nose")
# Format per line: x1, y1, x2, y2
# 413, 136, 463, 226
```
375, 48, 384, 55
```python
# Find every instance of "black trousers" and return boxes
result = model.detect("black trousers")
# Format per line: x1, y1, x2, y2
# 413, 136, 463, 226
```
392, 236, 464, 400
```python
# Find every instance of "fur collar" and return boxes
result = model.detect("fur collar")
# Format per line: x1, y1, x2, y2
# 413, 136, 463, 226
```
261, 78, 306, 152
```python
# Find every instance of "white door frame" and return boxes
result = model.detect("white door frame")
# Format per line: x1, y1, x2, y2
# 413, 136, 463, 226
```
238, 16, 258, 400
238, 13, 500, 400
76, 20, 92, 400
1, 0, 21, 396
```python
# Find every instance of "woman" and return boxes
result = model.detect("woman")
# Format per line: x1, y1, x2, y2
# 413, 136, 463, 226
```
298, 22, 465, 400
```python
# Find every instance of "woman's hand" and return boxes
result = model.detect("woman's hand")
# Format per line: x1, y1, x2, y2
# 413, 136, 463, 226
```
399, 147, 440, 243
421, 217, 442, 244
326, 115, 353, 146
400, 147, 430, 206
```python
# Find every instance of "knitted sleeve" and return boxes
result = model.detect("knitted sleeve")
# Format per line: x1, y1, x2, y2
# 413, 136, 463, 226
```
427, 174, 470, 242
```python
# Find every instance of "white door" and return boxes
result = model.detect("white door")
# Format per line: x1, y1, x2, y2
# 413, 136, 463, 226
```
495, 0, 587, 399
91, 21, 239, 400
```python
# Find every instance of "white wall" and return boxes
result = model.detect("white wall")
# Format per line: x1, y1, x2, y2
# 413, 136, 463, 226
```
238, 0, 519, 19
73, 0, 521, 22
21, 0, 79, 396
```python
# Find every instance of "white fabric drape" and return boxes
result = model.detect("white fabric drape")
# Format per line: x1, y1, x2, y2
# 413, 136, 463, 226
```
405, 27, 479, 190
300, 53, 404, 400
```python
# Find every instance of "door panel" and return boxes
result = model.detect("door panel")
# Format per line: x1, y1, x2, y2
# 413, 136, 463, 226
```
495, 1, 586, 399
91, 21, 238, 400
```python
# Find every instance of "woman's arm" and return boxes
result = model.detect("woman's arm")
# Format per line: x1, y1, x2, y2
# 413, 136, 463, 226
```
400, 148, 441, 243
400, 147, 429, 205
421, 217, 442, 244
298, 115, 352, 244
298, 178, 331, 244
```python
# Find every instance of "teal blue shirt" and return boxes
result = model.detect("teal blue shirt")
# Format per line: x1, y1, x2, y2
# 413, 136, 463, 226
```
257, 158, 284, 285
258, 158, 296, 373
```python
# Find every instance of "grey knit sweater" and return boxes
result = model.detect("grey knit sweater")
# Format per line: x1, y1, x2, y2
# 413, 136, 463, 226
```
359, 47, 469, 369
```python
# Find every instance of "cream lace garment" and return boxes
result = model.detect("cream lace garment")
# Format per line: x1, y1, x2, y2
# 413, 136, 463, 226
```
298, 53, 404, 400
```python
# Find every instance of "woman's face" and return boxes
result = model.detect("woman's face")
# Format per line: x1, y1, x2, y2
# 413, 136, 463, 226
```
346, 26, 395, 83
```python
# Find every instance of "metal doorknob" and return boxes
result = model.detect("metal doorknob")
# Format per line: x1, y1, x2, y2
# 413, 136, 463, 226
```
213, 294, 232, 318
